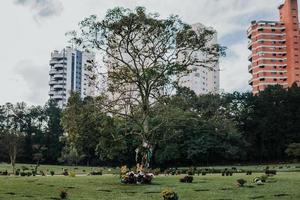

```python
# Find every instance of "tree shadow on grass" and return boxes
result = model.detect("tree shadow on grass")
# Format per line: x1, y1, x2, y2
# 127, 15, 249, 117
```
5, 192, 16, 196
194, 189, 210, 192
274, 194, 290, 197
249, 196, 265, 199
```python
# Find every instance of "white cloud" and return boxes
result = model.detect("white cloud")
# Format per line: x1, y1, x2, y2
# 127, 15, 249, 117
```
14, 0, 63, 20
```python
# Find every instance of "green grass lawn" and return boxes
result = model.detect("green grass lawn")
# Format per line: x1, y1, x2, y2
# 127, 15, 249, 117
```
0, 163, 299, 175
0, 172, 299, 200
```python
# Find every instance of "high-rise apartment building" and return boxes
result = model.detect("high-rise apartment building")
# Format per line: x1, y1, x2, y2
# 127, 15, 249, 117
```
248, 0, 300, 94
180, 23, 220, 95
49, 47, 95, 108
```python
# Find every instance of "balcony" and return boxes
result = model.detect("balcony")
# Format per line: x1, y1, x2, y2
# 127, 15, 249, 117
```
53, 74, 65, 79
49, 80, 58, 85
53, 85, 64, 89
248, 78, 253, 86
49, 60, 58, 65
248, 64, 253, 72
54, 64, 66, 70
248, 54, 253, 62
248, 41, 253, 50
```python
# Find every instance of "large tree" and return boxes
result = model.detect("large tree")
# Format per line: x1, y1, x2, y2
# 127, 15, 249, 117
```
68, 7, 224, 168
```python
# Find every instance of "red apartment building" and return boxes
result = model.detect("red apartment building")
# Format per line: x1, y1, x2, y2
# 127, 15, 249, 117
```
248, 0, 300, 94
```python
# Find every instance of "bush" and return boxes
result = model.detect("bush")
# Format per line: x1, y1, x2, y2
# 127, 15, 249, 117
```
265, 170, 277, 176
179, 176, 193, 183
161, 188, 179, 200
237, 179, 247, 187
21, 166, 29, 171
27, 172, 32, 177
260, 175, 268, 182
62, 169, 69, 176
15, 170, 20, 176
20, 172, 27, 177
69, 172, 76, 177
152, 168, 161, 176
187, 168, 195, 176
246, 171, 252, 175
40, 171, 46, 176
0, 170, 8, 176
50, 171, 55, 176
59, 189, 68, 199
90, 171, 102, 176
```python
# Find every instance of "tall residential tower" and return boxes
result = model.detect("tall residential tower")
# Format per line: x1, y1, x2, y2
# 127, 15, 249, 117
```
179, 23, 220, 95
248, 0, 300, 94
49, 47, 95, 108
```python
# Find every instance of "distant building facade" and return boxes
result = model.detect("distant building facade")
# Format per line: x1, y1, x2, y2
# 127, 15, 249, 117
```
179, 23, 220, 95
248, 0, 300, 94
48, 47, 95, 108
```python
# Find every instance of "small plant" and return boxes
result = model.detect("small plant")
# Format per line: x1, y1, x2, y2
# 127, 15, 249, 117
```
40, 171, 46, 176
27, 172, 32, 177
50, 171, 55, 176
0, 170, 8, 176
69, 172, 76, 177
15, 169, 20, 176
201, 171, 206, 176
20, 172, 27, 177
62, 169, 69, 176
237, 179, 247, 187
21, 166, 29, 171
260, 175, 268, 182
246, 171, 252, 175
265, 170, 277, 176
179, 175, 193, 183
59, 189, 68, 199
90, 171, 102, 176
161, 188, 179, 200
187, 167, 195, 176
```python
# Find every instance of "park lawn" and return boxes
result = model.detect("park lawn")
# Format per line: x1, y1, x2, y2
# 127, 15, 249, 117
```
0, 163, 299, 175
0, 172, 299, 200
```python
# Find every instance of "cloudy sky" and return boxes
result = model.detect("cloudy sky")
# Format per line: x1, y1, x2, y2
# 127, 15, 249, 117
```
0, 0, 287, 105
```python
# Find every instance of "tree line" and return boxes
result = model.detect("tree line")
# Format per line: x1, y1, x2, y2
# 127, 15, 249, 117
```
0, 85, 299, 168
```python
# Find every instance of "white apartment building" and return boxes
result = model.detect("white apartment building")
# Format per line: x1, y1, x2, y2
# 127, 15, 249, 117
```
179, 23, 220, 95
49, 47, 95, 108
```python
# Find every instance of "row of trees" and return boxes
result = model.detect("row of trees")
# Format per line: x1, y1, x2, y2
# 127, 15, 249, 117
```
0, 100, 63, 172
0, 86, 299, 168
59, 85, 300, 168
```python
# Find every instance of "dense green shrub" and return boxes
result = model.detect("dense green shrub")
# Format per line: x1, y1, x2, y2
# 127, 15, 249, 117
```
0, 170, 8, 176
40, 171, 46, 176
59, 189, 68, 199
265, 170, 277, 176
161, 188, 179, 200
187, 168, 195, 176
246, 171, 252, 175
237, 179, 247, 187
90, 171, 102, 176
21, 166, 29, 171
69, 172, 76, 177
50, 171, 55, 176
62, 169, 69, 176
20, 172, 26, 177
180, 176, 193, 183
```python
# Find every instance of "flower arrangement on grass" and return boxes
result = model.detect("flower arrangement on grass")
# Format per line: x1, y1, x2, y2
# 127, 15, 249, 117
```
161, 188, 179, 200
120, 165, 154, 184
